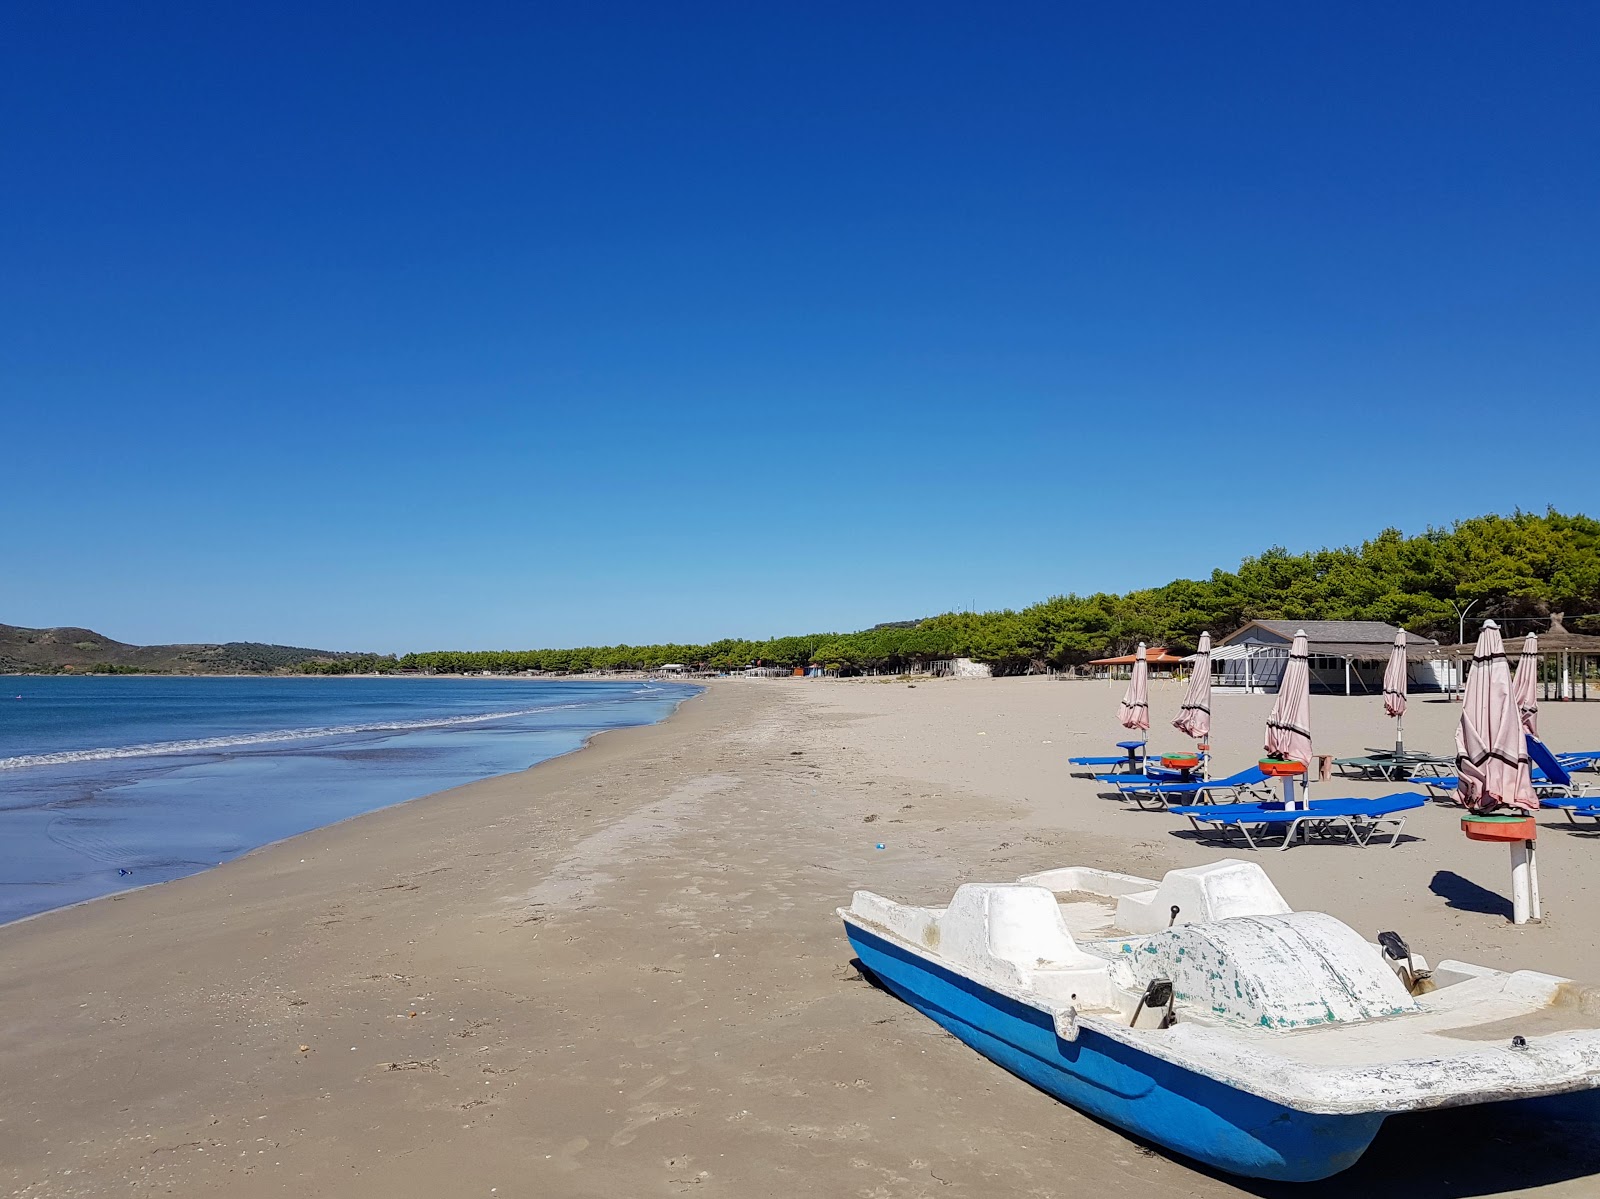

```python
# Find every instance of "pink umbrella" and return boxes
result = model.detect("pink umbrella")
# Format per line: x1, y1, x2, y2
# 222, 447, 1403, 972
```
1118, 642, 1150, 733
1173, 632, 1211, 743
1513, 632, 1539, 737
1382, 629, 1408, 753
1264, 629, 1312, 767
1455, 620, 1535, 814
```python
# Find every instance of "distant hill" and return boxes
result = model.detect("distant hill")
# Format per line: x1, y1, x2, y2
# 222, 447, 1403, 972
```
0, 623, 367, 675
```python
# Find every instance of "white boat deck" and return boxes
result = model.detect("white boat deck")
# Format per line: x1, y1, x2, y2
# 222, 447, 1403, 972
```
843, 858, 1600, 1114
1049, 894, 1121, 941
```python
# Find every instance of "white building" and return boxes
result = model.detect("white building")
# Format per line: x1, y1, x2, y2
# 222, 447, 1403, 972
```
1211, 620, 1442, 695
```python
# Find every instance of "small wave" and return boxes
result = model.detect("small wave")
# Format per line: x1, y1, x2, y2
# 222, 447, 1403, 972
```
0, 703, 592, 771
45, 820, 141, 867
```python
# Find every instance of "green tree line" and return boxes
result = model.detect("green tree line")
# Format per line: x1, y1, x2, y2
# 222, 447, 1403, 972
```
299, 509, 1600, 677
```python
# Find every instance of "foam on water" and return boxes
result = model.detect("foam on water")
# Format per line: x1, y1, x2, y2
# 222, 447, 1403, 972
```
0, 675, 698, 924
0, 702, 592, 770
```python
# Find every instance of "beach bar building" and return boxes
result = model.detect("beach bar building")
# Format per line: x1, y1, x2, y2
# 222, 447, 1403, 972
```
1429, 613, 1600, 701
1211, 620, 1443, 696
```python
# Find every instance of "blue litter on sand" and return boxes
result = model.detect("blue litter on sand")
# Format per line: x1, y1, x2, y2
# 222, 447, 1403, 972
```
876, 843, 886, 850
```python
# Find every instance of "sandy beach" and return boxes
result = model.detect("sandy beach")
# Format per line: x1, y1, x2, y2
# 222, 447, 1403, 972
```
4, 676, 1600, 1198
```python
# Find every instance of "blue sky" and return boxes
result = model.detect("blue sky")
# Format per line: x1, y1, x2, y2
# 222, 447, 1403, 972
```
5, 3, 1598, 652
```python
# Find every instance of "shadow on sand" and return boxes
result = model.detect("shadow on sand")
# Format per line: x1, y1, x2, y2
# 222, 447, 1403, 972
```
1233, 1096, 1600, 1197
1161, 826, 1425, 851
1551, 818, 1600, 837
1430, 869, 1513, 919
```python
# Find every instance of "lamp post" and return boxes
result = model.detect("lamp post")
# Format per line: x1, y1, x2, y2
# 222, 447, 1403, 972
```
1447, 598, 1481, 696
1451, 597, 1480, 648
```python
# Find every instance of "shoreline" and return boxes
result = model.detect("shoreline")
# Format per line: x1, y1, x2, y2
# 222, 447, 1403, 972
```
0, 684, 706, 934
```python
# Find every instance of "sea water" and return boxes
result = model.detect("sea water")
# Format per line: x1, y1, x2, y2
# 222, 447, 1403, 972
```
0, 675, 699, 925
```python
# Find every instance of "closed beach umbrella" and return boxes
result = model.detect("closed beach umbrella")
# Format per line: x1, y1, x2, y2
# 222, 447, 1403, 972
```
1173, 632, 1212, 743
1455, 620, 1535, 814
1513, 632, 1540, 737
1264, 630, 1313, 766
1382, 629, 1409, 752
1118, 642, 1150, 733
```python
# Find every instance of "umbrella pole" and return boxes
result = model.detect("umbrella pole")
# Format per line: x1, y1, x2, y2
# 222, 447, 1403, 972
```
1395, 714, 1404, 757
1511, 839, 1541, 925
1529, 839, 1543, 921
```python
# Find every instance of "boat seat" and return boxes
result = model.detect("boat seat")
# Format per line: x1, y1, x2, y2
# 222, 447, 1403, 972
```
935, 884, 1107, 987
1113, 859, 1292, 933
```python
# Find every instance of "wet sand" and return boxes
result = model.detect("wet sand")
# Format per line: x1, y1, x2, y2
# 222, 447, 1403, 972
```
3, 676, 1600, 1197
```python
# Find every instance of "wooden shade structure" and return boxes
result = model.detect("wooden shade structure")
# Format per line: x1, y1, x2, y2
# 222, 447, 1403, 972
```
1089, 647, 1187, 667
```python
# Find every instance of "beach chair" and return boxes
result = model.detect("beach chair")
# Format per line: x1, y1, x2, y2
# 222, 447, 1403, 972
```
1093, 756, 1221, 792
1087, 750, 1211, 786
1068, 740, 1148, 775
1525, 737, 1598, 803
1516, 740, 1599, 821
1423, 737, 1597, 808
1331, 754, 1397, 781
1386, 750, 1453, 778
1542, 796, 1600, 824
1422, 767, 1581, 803
1115, 765, 1273, 811
1142, 755, 1211, 782
1169, 793, 1427, 851
1556, 804, 1600, 826
1333, 751, 1451, 782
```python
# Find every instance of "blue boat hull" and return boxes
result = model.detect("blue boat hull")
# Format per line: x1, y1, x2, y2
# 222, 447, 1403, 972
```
845, 922, 1385, 1182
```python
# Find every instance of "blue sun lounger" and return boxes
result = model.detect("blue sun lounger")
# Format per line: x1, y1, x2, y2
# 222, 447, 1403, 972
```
1557, 804, 1600, 825
1427, 737, 1598, 807
1115, 765, 1273, 810
1089, 751, 1211, 786
1169, 793, 1427, 851
1422, 768, 1581, 802
1531, 746, 1600, 822
1528, 737, 1599, 797
1068, 740, 1148, 774
1546, 800, 1600, 825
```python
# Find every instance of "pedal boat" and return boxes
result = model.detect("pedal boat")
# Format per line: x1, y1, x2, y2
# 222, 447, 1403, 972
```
840, 859, 1600, 1181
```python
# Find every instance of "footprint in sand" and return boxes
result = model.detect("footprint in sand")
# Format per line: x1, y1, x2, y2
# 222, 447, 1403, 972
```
609, 1104, 688, 1147
628, 1073, 670, 1101
549, 1136, 589, 1171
